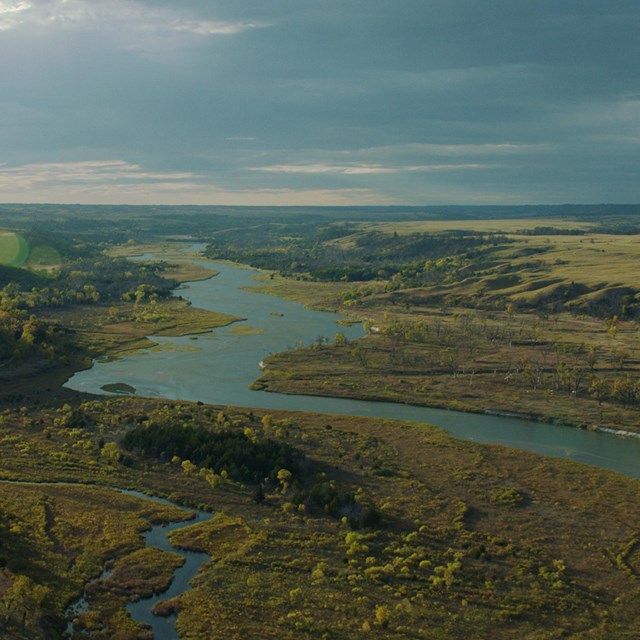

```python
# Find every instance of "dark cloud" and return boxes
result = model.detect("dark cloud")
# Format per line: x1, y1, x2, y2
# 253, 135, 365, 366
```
0, 0, 638, 204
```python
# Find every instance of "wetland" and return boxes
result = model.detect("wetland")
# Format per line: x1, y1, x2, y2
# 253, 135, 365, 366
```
2, 205, 640, 639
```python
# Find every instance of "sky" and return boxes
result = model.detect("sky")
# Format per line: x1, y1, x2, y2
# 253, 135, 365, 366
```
0, 0, 639, 206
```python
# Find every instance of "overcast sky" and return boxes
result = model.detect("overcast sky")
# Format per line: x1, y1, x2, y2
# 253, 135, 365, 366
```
0, 0, 638, 206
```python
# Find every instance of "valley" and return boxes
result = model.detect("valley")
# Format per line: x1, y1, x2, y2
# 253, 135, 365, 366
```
1, 205, 640, 639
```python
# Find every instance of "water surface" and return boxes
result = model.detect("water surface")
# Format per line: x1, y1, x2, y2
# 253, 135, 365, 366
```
66, 258, 640, 479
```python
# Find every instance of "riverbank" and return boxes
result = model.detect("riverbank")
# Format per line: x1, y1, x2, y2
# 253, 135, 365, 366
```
251, 306, 640, 436
0, 257, 242, 407
254, 361, 640, 443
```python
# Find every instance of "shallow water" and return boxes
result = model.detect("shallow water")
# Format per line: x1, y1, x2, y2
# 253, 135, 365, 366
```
120, 490, 212, 640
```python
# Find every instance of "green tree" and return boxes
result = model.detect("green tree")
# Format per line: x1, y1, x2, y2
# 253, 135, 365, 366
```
277, 468, 293, 494
612, 375, 638, 407
588, 377, 609, 405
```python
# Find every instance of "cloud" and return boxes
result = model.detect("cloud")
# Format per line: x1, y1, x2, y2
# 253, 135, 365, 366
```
356, 143, 551, 157
0, 160, 195, 189
0, 1, 30, 31
0, 0, 267, 37
0, 159, 390, 205
250, 162, 490, 175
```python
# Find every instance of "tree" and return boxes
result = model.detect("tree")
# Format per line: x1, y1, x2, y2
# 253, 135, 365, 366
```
277, 468, 293, 493
181, 459, 197, 475
612, 375, 638, 407
100, 441, 121, 464
588, 377, 609, 405
0, 572, 48, 634
334, 331, 348, 345
375, 604, 389, 628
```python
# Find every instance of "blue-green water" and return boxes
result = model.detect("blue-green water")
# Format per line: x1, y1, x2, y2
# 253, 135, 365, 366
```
65, 258, 640, 479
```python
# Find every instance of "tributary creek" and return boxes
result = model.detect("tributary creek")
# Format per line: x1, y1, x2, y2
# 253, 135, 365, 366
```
63, 252, 640, 638
64, 489, 211, 640
0, 482, 211, 640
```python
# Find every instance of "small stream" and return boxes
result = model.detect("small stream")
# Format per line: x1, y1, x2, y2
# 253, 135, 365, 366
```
62, 488, 212, 639
122, 490, 212, 639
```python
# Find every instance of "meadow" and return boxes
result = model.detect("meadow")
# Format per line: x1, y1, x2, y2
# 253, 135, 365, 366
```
3, 398, 640, 638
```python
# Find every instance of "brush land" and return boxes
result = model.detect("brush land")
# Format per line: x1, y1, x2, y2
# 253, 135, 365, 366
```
3, 398, 640, 639
1, 204, 640, 638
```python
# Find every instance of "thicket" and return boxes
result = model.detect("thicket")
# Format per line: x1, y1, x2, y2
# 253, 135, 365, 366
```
0, 306, 71, 363
0, 257, 176, 311
120, 412, 381, 528
0, 241, 182, 369
122, 423, 302, 483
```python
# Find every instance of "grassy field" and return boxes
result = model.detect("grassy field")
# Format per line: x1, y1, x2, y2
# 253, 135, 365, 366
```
2, 397, 640, 638
360, 217, 597, 234
249, 222, 640, 434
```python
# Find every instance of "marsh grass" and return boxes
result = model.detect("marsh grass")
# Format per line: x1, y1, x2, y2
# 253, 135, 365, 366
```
2, 397, 640, 638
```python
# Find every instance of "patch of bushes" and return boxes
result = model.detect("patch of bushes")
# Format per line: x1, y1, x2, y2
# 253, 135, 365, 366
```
122, 423, 302, 483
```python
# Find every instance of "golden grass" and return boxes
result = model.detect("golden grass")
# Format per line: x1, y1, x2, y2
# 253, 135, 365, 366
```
3, 397, 640, 638
499, 234, 640, 289
227, 324, 266, 336
107, 241, 192, 258
162, 261, 217, 283
362, 218, 596, 234
244, 274, 355, 312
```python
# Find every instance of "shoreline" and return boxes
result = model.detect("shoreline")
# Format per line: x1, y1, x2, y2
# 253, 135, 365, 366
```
9, 244, 638, 448
253, 375, 640, 440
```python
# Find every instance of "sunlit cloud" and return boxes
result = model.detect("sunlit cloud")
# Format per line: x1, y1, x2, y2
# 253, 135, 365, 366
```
0, 159, 391, 206
0, 0, 267, 37
250, 162, 489, 175
357, 142, 551, 157
0, 160, 195, 189
0, 1, 31, 31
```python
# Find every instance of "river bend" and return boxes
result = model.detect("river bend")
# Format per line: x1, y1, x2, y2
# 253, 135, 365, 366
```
65, 255, 640, 479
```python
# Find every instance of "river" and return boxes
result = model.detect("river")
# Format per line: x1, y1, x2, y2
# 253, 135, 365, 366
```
65, 255, 640, 479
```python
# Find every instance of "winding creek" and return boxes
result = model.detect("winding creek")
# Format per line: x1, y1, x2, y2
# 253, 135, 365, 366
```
122, 490, 212, 640
0, 481, 211, 639
64, 487, 211, 639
